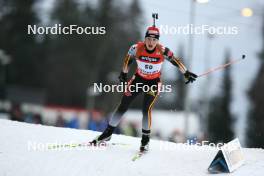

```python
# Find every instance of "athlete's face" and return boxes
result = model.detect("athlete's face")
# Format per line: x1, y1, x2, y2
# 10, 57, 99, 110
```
145, 37, 158, 50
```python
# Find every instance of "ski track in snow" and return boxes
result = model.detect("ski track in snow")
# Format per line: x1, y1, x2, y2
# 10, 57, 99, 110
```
0, 119, 263, 176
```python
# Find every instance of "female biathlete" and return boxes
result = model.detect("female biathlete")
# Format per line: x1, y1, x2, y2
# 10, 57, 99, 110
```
90, 23, 197, 152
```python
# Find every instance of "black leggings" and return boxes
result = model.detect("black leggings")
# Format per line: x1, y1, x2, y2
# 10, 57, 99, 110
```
109, 74, 160, 131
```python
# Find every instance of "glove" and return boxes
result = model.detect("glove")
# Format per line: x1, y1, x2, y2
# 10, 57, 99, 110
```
118, 72, 127, 83
184, 70, 197, 84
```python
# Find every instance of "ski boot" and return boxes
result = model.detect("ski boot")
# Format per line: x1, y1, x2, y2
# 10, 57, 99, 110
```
140, 129, 150, 152
90, 125, 115, 146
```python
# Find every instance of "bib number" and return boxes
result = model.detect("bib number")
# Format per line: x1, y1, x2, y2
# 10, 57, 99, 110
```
145, 64, 153, 70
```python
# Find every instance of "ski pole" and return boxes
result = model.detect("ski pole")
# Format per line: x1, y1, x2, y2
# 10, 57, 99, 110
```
198, 55, 246, 78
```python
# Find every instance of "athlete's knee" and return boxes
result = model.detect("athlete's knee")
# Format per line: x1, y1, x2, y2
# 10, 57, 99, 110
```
142, 113, 151, 130
142, 107, 149, 115
142, 101, 152, 114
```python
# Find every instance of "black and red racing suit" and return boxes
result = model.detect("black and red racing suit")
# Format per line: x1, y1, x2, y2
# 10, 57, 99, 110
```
108, 41, 188, 133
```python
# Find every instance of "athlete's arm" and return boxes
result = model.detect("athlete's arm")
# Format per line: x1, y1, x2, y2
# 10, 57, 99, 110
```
122, 54, 133, 73
122, 44, 136, 73
163, 47, 197, 84
119, 44, 137, 83
163, 47, 187, 74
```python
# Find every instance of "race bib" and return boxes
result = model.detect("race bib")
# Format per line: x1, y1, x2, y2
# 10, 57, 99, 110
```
136, 60, 163, 75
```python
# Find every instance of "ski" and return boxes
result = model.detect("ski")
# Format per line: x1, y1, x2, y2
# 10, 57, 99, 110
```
48, 142, 129, 150
132, 151, 147, 161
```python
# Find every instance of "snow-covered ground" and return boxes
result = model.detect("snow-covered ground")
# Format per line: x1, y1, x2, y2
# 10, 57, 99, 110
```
0, 119, 263, 176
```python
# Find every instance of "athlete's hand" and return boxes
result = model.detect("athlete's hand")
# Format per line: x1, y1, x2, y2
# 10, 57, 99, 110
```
118, 72, 127, 83
184, 70, 197, 84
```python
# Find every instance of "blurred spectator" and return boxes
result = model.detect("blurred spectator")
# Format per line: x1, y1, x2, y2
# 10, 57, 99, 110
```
55, 112, 65, 127
10, 103, 24, 122
23, 112, 43, 124
32, 113, 43, 124
24, 112, 34, 123
87, 111, 107, 132
66, 114, 80, 129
